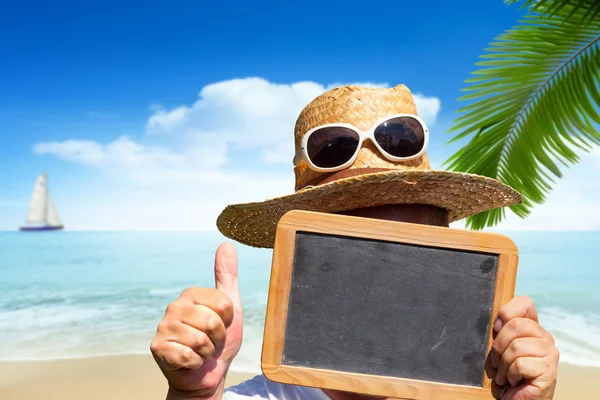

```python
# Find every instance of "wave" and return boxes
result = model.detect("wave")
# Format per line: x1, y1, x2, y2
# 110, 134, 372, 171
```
538, 307, 600, 367
2, 231, 597, 374
1, 301, 599, 371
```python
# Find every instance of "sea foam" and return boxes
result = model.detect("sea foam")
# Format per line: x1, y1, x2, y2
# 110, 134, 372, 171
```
0, 231, 598, 371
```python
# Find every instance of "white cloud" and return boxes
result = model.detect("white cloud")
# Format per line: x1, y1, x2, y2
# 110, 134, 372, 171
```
146, 106, 189, 132
414, 93, 441, 125
31, 77, 445, 230
32, 73, 598, 232
586, 146, 600, 170
143, 78, 441, 168
58, 171, 294, 231
34, 135, 228, 173
450, 150, 600, 232
493, 193, 600, 232
36, 77, 442, 177
34, 136, 188, 168
145, 78, 326, 145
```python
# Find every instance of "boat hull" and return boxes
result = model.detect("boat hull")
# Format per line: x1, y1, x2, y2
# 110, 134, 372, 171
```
19, 225, 64, 232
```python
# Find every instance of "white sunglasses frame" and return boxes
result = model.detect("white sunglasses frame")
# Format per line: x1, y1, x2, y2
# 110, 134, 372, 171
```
293, 113, 430, 173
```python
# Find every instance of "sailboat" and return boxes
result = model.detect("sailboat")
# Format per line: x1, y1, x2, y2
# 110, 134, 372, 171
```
19, 173, 64, 232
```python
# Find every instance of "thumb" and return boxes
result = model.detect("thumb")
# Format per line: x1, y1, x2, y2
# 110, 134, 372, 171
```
214, 242, 242, 312
495, 296, 538, 333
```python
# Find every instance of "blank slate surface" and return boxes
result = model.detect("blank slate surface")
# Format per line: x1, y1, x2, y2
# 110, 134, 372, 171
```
281, 231, 499, 387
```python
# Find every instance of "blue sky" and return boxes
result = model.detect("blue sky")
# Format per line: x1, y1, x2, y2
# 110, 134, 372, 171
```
1, 0, 598, 231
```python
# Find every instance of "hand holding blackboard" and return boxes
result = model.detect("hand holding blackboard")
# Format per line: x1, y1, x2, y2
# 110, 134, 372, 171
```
261, 210, 519, 400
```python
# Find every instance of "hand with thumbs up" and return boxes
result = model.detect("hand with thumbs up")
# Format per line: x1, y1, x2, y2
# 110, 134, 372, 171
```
151, 243, 243, 400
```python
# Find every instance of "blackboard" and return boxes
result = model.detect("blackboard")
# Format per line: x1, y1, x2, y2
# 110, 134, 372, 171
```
282, 231, 498, 387
262, 210, 518, 400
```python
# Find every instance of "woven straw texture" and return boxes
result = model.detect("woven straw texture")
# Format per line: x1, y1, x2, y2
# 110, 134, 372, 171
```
216, 84, 523, 248
293, 84, 427, 190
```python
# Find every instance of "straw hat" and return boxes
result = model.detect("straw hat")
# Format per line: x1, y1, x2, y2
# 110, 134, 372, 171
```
216, 84, 522, 248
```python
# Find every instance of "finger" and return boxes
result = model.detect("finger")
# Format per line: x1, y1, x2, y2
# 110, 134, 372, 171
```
152, 341, 205, 370
214, 242, 242, 314
506, 356, 546, 387
491, 317, 546, 365
495, 337, 549, 386
178, 287, 234, 328
495, 296, 538, 333
180, 304, 227, 347
170, 321, 216, 359
501, 385, 531, 400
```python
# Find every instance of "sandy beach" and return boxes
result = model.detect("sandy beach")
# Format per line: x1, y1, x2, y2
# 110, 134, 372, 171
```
0, 354, 597, 399
0, 354, 256, 400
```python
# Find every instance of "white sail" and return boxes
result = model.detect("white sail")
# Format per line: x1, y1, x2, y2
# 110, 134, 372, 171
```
26, 173, 48, 224
47, 193, 63, 227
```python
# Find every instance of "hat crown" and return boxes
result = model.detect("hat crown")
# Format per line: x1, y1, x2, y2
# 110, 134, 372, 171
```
217, 86, 522, 248
293, 84, 431, 190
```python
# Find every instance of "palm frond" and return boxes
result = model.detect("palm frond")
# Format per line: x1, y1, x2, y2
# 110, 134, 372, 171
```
506, 0, 600, 27
445, 3, 600, 230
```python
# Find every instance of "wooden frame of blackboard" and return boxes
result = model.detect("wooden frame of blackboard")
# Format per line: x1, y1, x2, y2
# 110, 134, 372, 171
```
261, 210, 519, 400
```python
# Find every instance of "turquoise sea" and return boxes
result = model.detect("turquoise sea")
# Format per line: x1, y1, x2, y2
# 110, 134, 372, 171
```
1, 231, 599, 373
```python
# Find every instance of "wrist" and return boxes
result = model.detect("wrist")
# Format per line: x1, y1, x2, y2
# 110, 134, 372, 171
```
166, 378, 226, 400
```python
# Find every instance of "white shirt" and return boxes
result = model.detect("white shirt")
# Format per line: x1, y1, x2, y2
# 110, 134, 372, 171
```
224, 374, 331, 400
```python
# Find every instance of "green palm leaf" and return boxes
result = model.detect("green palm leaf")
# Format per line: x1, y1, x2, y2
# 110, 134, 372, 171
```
444, 2, 600, 230
506, 0, 600, 27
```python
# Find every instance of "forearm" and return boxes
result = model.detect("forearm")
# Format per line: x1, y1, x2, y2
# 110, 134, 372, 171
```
166, 379, 226, 400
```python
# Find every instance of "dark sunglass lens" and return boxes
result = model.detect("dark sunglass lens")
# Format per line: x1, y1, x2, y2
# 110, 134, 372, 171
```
374, 117, 425, 157
307, 127, 359, 168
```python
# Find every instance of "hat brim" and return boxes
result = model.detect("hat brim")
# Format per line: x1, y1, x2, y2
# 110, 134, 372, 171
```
216, 169, 523, 248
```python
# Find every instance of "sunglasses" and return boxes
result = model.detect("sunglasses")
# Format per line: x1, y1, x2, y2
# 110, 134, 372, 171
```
293, 113, 429, 172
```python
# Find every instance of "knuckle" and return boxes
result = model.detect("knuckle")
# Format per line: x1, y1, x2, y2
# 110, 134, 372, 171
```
506, 318, 523, 334
166, 301, 182, 315
215, 297, 233, 315
491, 341, 503, 356
171, 300, 195, 318
205, 317, 219, 334
181, 346, 194, 363
496, 307, 508, 320
509, 339, 521, 354
157, 320, 170, 333
149, 340, 161, 354
515, 357, 527, 372
179, 347, 203, 369
520, 296, 534, 307
195, 332, 208, 348
182, 287, 199, 298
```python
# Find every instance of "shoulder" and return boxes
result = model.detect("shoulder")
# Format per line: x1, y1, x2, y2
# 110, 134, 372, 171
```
224, 374, 330, 400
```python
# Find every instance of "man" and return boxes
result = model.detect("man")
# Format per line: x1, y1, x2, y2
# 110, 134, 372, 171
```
151, 85, 559, 400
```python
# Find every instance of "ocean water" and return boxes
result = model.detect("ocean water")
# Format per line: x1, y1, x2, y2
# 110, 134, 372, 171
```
0, 231, 599, 373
